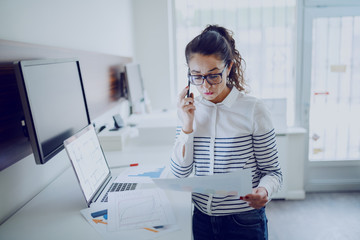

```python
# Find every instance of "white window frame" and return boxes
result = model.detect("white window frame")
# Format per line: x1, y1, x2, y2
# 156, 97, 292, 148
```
298, 0, 360, 191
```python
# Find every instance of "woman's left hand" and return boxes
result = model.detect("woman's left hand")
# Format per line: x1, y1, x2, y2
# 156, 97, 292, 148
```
240, 187, 268, 209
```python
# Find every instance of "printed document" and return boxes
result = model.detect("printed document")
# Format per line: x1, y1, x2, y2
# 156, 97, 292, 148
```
107, 188, 176, 231
153, 168, 253, 196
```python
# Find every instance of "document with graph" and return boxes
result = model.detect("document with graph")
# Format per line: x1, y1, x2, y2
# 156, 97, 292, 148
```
153, 168, 253, 196
115, 164, 168, 183
107, 188, 176, 231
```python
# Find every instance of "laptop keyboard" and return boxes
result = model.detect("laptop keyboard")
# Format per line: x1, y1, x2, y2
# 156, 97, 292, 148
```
101, 182, 138, 202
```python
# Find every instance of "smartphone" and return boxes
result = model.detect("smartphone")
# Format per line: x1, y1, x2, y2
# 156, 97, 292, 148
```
187, 79, 191, 98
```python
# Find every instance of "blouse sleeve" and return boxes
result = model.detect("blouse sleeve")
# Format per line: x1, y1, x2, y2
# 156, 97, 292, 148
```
170, 126, 194, 178
253, 99, 283, 198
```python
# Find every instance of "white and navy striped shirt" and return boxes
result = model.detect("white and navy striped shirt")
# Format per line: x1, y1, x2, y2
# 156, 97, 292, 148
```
170, 87, 282, 216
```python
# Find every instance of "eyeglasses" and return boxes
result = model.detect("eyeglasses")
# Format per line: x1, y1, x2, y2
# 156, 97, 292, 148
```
188, 65, 227, 86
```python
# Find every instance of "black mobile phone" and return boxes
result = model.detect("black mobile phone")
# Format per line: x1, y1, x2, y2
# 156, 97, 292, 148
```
187, 79, 190, 98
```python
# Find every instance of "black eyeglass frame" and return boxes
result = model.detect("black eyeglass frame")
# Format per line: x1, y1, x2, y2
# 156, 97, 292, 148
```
187, 64, 228, 86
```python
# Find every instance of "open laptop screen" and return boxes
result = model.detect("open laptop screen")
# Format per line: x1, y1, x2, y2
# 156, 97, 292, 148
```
64, 125, 110, 203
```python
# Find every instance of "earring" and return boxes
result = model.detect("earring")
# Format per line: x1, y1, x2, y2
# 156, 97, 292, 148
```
227, 77, 231, 85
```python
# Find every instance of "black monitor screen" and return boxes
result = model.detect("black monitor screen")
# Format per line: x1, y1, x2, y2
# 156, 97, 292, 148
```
15, 58, 90, 164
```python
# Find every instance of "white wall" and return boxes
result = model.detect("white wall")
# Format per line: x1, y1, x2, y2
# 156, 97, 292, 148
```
132, 0, 175, 111
0, 0, 134, 57
0, 0, 176, 110
0, 0, 134, 224
0, 152, 70, 224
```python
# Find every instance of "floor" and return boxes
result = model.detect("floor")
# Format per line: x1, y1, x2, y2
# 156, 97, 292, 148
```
266, 192, 360, 240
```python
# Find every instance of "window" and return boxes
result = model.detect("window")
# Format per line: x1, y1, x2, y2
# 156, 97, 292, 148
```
308, 15, 360, 161
174, 0, 297, 125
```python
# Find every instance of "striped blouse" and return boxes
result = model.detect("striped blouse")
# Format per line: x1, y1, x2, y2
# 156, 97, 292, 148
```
170, 87, 282, 216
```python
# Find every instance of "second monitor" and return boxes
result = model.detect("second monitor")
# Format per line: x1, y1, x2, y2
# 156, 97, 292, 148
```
125, 63, 145, 114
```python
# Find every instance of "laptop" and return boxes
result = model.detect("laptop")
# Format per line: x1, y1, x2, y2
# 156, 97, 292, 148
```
64, 124, 138, 207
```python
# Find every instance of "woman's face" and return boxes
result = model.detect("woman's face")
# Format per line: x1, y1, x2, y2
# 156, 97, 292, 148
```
188, 54, 232, 104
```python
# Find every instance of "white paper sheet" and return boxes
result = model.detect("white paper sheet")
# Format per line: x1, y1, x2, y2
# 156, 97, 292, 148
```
80, 203, 110, 236
114, 165, 168, 183
80, 202, 179, 240
108, 188, 177, 231
153, 168, 253, 196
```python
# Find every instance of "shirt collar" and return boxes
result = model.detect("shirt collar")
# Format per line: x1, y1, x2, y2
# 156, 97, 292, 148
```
221, 87, 240, 108
198, 87, 240, 108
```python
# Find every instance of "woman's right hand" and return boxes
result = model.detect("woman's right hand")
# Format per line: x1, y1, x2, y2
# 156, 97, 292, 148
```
177, 86, 196, 134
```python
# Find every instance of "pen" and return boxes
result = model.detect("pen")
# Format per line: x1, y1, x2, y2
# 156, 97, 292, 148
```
111, 163, 139, 168
153, 225, 164, 229
143, 226, 164, 233
144, 227, 158, 233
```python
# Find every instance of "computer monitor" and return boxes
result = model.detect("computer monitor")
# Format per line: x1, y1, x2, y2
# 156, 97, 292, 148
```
124, 63, 145, 114
14, 58, 90, 165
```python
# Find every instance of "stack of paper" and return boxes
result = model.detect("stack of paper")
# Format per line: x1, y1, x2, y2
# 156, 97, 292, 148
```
80, 188, 178, 240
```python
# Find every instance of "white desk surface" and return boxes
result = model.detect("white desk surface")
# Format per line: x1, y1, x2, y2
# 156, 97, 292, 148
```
0, 143, 192, 240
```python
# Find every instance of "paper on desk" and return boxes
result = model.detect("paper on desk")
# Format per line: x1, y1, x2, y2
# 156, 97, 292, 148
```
80, 202, 179, 240
115, 165, 168, 183
153, 168, 253, 196
108, 188, 177, 231
80, 203, 109, 236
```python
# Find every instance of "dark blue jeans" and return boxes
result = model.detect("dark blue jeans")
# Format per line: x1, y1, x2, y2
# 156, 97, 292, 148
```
192, 207, 268, 240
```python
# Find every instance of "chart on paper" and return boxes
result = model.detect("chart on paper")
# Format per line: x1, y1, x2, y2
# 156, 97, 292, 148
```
107, 189, 176, 231
116, 165, 167, 182
128, 166, 165, 178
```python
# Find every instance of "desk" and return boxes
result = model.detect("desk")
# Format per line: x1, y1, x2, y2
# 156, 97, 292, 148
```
0, 143, 192, 240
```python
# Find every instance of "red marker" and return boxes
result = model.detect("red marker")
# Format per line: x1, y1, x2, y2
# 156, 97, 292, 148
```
314, 91, 329, 95
112, 163, 139, 168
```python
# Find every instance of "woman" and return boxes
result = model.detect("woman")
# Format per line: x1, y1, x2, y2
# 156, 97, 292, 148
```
170, 25, 282, 240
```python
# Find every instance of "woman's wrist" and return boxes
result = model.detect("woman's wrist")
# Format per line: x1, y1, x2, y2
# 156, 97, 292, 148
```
182, 128, 193, 134
257, 187, 269, 197
182, 122, 193, 134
